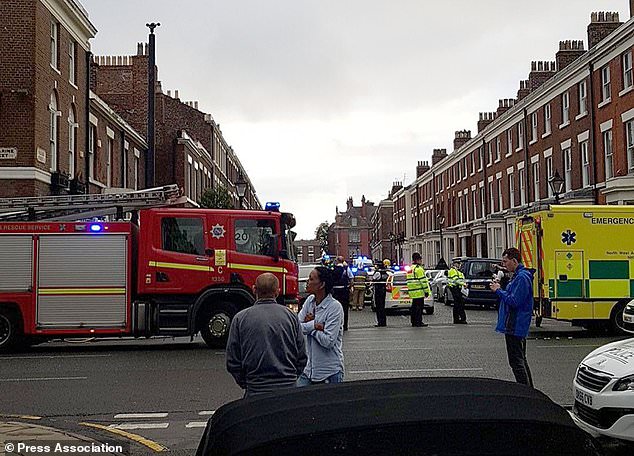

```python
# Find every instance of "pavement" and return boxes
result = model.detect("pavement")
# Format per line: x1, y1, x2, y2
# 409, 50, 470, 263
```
0, 420, 129, 455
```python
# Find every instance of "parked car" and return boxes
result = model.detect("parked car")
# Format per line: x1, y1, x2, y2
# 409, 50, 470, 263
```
372, 270, 434, 314
623, 300, 634, 333
571, 337, 634, 442
443, 257, 501, 309
298, 263, 319, 306
429, 270, 449, 302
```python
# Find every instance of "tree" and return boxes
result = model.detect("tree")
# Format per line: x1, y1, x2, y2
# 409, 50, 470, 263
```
315, 222, 330, 250
199, 185, 234, 209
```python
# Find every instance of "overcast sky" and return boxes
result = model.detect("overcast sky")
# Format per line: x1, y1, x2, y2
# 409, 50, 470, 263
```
82, 0, 628, 239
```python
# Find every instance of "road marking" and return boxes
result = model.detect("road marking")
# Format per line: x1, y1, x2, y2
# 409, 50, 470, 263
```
346, 348, 435, 352
0, 355, 111, 360
0, 414, 42, 420
349, 368, 484, 374
198, 411, 215, 416
80, 422, 168, 452
110, 423, 170, 430
186, 421, 208, 428
535, 344, 602, 348
114, 413, 168, 419
0, 376, 87, 382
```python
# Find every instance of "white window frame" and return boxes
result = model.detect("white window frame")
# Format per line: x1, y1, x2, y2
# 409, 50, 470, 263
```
69, 41, 76, 85
546, 156, 553, 197
531, 112, 538, 142
472, 190, 478, 220
50, 21, 59, 69
517, 122, 524, 150
496, 137, 501, 161
624, 51, 633, 91
602, 66, 611, 102
519, 168, 526, 206
506, 129, 513, 156
544, 103, 552, 135
563, 147, 572, 192
497, 177, 503, 211
581, 141, 590, 187
49, 92, 59, 172
562, 91, 570, 125
578, 81, 587, 115
106, 137, 113, 187
480, 186, 486, 219
508, 174, 515, 208
134, 149, 140, 190
489, 181, 495, 213
626, 120, 634, 173
533, 162, 540, 202
471, 152, 476, 175
487, 142, 493, 165
604, 129, 614, 179
68, 108, 76, 178
89, 124, 96, 179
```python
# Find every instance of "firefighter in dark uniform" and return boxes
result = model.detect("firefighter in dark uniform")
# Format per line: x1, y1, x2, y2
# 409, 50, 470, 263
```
372, 259, 391, 327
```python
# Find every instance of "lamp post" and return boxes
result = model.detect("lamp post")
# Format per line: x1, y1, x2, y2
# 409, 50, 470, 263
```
437, 214, 445, 264
235, 171, 247, 209
548, 170, 565, 204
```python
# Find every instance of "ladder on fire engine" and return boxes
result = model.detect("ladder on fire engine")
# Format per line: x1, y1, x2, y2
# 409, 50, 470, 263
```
0, 184, 185, 222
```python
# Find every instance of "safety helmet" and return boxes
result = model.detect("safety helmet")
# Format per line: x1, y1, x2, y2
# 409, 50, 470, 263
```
383, 259, 391, 267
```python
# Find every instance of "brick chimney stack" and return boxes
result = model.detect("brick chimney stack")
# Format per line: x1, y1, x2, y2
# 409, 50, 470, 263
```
477, 112, 496, 133
528, 61, 557, 91
516, 81, 530, 101
390, 181, 403, 198
453, 130, 471, 150
431, 149, 448, 166
496, 99, 516, 117
556, 40, 586, 71
346, 197, 353, 211
588, 12, 622, 49
416, 161, 431, 177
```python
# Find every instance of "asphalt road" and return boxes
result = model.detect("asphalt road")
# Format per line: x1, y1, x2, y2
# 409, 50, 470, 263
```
0, 299, 630, 455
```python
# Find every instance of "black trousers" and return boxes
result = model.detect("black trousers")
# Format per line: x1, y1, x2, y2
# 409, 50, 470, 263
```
410, 297, 425, 326
333, 289, 349, 330
505, 334, 533, 387
374, 286, 386, 326
450, 287, 467, 323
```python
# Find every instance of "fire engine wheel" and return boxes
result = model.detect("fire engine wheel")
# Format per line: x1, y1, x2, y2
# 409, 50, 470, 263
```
200, 302, 237, 349
0, 311, 20, 352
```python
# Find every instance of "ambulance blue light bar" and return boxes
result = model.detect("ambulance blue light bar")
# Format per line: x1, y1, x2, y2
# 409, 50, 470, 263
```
89, 224, 103, 232
265, 202, 280, 212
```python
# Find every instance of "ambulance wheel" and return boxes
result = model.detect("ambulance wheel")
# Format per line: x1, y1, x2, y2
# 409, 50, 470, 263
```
535, 316, 543, 328
199, 301, 238, 349
0, 310, 21, 352
609, 300, 628, 335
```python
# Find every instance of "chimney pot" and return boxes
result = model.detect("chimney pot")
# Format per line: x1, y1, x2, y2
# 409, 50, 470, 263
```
175, 90, 179, 99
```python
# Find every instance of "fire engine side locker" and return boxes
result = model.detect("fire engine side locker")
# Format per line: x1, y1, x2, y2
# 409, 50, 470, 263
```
36, 230, 130, 331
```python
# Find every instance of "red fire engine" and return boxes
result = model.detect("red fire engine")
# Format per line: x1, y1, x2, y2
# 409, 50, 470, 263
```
0, 186, 298, 351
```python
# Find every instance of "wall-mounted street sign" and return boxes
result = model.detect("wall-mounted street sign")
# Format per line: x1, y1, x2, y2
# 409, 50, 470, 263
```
0, 148, 17, 159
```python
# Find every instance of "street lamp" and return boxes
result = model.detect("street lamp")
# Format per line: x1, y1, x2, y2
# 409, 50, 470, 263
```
548, 170, 565, 204
235, 171, 247, 209
436, 214, 445, 264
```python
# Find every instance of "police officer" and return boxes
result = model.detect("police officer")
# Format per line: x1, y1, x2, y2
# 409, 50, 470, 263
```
407, 253, 431, 327
448, 260, 468, 324
372, 259, 391, 327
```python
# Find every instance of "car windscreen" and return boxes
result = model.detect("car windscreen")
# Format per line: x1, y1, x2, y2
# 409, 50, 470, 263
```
465, 261, 499, 279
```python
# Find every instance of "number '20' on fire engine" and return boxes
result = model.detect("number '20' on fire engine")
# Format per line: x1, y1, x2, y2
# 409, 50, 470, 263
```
0, 206, 298, 351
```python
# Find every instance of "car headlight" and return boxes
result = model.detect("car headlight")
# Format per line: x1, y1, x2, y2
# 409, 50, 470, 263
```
613, 375, 634, 392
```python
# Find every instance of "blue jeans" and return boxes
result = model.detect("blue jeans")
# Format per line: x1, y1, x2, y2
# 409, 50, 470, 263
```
296, 371, 344, 386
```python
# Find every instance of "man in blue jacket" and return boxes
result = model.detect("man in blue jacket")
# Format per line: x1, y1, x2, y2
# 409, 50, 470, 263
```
490, 247, 534, 387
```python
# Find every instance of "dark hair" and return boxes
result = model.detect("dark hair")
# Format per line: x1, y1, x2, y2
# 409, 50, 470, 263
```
502, 247, 521, 263
314, 266, 335, 295
412, 252, 422, 262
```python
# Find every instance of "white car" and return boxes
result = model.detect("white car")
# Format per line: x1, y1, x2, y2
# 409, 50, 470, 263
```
571, 337, 634, 441
623, 301, 634, 333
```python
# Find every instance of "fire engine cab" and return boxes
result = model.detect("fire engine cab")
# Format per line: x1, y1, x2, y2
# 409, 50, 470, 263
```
0, 186, 298, 351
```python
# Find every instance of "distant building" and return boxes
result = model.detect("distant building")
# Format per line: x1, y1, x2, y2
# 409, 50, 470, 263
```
296, 239, 323, 264
370, 193, 396, 263
328, 196, 377, 260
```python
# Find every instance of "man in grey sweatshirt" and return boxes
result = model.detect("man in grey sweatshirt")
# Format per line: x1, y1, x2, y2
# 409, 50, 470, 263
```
226, 273, 307, 397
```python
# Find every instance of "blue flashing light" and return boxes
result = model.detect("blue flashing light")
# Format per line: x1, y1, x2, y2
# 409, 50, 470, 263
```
362, 256, 367, 261
363, 267, 369, 272
393, 266, 400, 271
351, 267, 358, 273
89, 224, 103, 232
265, 202, 281, 212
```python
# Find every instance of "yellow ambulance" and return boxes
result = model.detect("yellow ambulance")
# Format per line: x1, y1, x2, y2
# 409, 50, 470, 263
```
516, 205, 634, 334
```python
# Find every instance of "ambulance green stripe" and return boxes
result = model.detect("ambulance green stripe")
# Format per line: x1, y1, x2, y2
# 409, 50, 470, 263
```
588, 260, 629, 279
631, 279, 634, 298
556, 280, 583, 298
